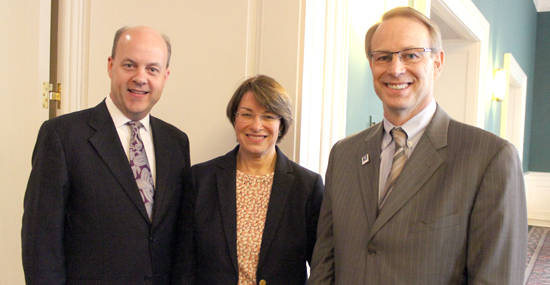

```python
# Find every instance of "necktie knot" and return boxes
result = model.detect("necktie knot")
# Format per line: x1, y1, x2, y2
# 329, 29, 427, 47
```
128, 121, 143, 136
390, 127, 407, 148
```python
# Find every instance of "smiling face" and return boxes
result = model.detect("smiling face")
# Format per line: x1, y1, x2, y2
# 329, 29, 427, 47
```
235, 91, 281, 160
369, 16, 444, 125
108, 26, 170, 121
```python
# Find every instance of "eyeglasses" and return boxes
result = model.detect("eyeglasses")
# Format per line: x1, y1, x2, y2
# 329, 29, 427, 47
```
369, 47, 433, 66
235, 112, 281, 124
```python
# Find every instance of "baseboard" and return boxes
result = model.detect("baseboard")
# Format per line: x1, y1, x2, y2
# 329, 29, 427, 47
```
528, 219, 550, 228
525, 172, 550, 226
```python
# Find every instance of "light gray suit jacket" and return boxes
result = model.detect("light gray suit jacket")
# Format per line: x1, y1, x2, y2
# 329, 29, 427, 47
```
309, 106, 527, 284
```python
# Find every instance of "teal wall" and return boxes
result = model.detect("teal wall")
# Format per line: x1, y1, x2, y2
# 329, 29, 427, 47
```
345, 1, 538, 171
346, 21, 382, 136
470, 0, 538, 171
530, 12, 550, 172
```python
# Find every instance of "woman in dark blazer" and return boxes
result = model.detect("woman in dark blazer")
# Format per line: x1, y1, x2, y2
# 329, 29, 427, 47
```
173, 75, 323, 285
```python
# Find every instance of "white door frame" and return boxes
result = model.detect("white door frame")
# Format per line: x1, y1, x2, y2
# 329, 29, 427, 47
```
299, 0, 349, 176
57, 0, 90, 115
501, 53, 527, 161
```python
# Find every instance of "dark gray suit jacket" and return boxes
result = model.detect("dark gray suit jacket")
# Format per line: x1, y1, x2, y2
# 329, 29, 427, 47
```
173, 145, 323, 284
22, 100, 191, 284
309, 106, 527, 284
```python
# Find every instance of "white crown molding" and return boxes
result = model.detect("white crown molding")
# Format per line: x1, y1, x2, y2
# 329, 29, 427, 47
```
534, 0, 550, 12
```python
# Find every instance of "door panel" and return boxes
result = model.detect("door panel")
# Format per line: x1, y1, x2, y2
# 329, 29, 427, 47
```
434, 41, 479, 125
0, 0, 50, 284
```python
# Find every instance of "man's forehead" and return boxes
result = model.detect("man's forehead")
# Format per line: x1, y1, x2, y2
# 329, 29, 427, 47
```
118, 29, 167, 50
114, 38, 168, 63
372, 17, 430, 46
377, 16, 426, 33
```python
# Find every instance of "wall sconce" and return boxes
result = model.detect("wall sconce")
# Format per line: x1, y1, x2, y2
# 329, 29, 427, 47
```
492, 68, 508, 102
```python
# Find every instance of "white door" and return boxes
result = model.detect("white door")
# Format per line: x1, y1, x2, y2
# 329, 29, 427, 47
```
433, 40, 480, 126
0, 0, 51, 284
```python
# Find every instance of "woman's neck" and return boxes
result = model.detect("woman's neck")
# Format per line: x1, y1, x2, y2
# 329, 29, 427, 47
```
237, 149, 277, 176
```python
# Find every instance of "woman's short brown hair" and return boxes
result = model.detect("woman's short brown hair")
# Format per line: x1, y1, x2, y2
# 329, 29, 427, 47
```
226, 75, 293, 143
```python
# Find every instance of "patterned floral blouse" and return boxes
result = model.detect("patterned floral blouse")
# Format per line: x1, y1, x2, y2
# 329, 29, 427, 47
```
236, 170, 274, 285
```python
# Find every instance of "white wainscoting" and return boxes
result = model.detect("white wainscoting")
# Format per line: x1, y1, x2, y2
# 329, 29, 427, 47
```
525, 172, 550, 227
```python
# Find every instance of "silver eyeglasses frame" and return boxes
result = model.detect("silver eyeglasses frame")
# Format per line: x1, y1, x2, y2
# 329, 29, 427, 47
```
369, 47, 434, 65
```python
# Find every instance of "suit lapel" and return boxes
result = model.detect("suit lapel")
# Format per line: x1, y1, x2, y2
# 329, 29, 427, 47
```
88, 101, 150, 223
149, 117, 169, 225
359, 124, 384, 230
369, 107, 450, 239
257, 146, 293, 270
216, 147, 240, 273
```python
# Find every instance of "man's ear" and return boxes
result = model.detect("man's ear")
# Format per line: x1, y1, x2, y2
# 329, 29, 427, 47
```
433, 49, 444, 79
108, 56, 114, 79
164, 68, 170, 83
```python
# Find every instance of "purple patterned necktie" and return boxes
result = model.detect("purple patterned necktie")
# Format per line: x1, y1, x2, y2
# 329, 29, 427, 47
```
128, 121, 154, 220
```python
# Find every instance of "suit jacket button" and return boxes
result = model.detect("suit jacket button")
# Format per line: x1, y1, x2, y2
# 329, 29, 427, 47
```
149, 236, 156, 242
368, 248, 377, 256
259, 280, 266, 285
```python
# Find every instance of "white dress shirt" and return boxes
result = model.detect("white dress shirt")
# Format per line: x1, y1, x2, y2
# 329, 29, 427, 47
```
105, 95, 156, 186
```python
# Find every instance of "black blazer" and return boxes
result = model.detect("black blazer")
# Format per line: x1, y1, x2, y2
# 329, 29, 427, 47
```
22, 100, 191, 284
173, 145, 323, 284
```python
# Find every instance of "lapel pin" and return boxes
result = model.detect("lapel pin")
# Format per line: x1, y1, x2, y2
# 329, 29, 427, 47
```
361, 154, 369, 165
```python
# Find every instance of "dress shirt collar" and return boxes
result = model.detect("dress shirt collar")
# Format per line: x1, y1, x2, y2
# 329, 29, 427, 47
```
381, 99, 437, 151
105, 95, 151, 132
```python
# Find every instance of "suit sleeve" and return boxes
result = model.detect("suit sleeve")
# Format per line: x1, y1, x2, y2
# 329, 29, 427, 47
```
171, 167, 196, 285
306, 173, 324, 265
467, 142, 527, 284
21, 121, 70, 284
308, 146, 337, 285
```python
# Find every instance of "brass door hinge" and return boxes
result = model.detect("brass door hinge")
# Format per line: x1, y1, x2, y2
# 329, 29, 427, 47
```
42, 82, 61, 109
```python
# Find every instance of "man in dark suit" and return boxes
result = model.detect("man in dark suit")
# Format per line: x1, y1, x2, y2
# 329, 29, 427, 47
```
22, 26, 190, 284
309, 7, 527, 284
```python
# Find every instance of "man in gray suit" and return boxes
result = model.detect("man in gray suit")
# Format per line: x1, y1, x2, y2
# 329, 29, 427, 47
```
309, 6, 527, 284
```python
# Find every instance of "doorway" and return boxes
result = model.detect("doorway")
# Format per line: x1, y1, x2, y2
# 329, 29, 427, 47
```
430, 0, 490, 128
